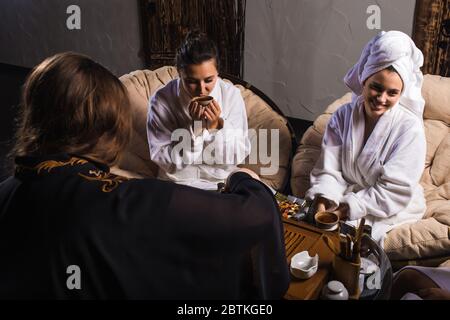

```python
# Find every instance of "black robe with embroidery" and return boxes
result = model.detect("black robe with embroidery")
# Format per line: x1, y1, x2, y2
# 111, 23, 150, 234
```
0, 154, 289, 299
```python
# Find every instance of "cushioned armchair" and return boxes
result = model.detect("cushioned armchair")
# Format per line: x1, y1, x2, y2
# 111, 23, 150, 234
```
291, 75, 450, 268
114, 66, 296, 191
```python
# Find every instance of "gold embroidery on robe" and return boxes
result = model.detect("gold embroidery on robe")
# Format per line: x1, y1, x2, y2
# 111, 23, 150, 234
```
16, 157, 88, 174
78, 170, 128, 193
16, 157, 127, 192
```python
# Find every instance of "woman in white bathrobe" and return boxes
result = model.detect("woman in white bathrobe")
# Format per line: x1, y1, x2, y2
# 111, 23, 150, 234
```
147, 31, 250, 190
306, 31, 427, 245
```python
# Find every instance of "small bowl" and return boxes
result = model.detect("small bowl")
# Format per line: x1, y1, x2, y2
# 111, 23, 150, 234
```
192, 95, 214, 106
290, 251, 319, 279
315, 211, 339, 231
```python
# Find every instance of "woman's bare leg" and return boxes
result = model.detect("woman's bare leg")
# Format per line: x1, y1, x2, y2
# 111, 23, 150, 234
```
391, 268, 439, 300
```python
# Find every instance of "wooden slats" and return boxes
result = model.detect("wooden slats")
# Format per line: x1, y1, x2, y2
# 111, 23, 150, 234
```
284, 229, 305, 257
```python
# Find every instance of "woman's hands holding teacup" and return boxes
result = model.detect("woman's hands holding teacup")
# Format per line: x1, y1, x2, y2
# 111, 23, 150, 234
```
315, 197, 336, 213
188, 98, 223, 131
315, 196, 349, 220
333, 203, 349, 220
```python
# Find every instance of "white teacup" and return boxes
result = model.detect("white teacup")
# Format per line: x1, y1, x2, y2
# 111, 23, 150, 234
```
290, 251, 319, 280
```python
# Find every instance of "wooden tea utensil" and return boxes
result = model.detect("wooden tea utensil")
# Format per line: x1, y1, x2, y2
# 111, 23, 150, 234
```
339, 235, 347, 257
352, 218, 366, 263
323, 235, 339, 255
346, 234, 353, 260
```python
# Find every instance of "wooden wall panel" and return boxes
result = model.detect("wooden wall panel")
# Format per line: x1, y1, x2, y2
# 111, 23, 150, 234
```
140, 0, 246, 77
413, 0, 450, 76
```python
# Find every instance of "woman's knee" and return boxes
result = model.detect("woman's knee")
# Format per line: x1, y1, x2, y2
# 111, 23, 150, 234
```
391, 268, 439, 299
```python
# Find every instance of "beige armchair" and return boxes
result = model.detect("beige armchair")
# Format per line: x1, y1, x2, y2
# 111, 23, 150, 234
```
115, 66, 296, 191
291, 75, 450, 268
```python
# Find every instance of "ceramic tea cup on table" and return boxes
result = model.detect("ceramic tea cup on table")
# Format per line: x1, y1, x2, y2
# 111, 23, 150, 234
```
290, 251, 319, 279
314, 211, 339, 231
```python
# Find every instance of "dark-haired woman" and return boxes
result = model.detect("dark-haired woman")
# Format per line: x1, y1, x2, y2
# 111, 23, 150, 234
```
0, 52, 289, 299
306, 31, 427, 246
147, 31, 251, 190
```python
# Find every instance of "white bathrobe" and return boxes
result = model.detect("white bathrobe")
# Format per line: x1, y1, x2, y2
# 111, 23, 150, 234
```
306, 98, 426, 245
306, 31, 427, 245
147, 78, 250, 190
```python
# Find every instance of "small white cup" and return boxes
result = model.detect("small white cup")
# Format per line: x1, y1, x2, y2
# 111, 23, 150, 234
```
290, 251, 319, 279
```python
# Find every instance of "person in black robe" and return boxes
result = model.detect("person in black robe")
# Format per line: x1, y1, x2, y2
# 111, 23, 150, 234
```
0, 52, 289, 299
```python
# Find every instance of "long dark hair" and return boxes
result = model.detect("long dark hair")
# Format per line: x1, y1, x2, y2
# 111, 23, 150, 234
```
11, 52, 132, 167
175, 30, 220, 71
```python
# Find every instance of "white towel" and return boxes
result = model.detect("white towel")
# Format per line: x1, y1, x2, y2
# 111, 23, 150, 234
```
343, 31, 425, 118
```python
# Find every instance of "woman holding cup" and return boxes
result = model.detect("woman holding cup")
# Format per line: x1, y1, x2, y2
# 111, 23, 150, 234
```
306, 31, 427, 246
147, 30, 251, 190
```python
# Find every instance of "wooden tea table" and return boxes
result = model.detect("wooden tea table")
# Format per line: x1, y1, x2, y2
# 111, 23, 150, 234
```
283, 218, 340, 300
282, 218, 393, 300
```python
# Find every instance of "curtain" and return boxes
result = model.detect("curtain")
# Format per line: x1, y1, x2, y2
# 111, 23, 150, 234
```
140, 0, 246, 77
413, 0, 450, 76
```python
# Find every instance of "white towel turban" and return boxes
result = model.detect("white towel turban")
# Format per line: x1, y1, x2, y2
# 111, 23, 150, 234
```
344, 31, 425, 118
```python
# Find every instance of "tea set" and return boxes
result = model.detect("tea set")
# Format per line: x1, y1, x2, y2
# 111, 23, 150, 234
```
289, 250, 350, 300
285, 198, 375, 300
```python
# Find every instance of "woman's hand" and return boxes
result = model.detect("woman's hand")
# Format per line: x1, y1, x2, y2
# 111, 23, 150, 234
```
315, 199, 327, 213
315, 197, 335, 213
188, 101, 205, 122
333, 203, 349, 220
204, 100, 223, 130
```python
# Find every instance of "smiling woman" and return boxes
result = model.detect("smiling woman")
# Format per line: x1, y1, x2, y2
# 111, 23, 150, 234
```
304, 31, 427, 246
361, 67, 404, 144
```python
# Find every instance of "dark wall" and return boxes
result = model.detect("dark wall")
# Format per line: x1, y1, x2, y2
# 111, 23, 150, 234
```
0, 0, 144, 76
0, 63, 30, 181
